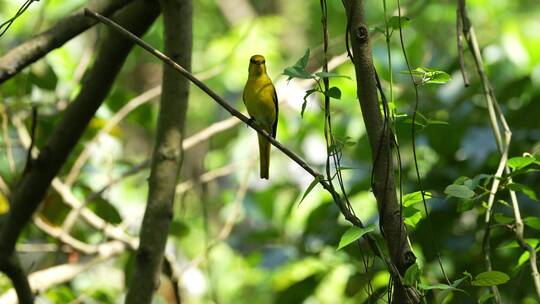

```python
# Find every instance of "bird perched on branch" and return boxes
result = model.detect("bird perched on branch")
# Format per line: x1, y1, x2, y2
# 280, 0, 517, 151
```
243, 55, 279, 179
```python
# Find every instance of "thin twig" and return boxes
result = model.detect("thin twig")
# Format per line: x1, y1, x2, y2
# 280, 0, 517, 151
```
34, 217, 101, 255
64, 85, 162, 186
0, 0, 38, 37
176, 162, 241, 195
0, 0, 134, 83
455, 7, 469, 87
22, 106, 38, 175
396, 0, 450, 285
189, 160, 254, 269
0, 105, 16, 173
0, 241, 126, 304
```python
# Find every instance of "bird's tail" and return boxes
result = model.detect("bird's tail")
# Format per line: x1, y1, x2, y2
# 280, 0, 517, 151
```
257, 134, 271, 179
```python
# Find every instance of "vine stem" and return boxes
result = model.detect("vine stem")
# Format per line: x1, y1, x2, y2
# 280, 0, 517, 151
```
396, 0, 451, 285
458, 0, 540, 299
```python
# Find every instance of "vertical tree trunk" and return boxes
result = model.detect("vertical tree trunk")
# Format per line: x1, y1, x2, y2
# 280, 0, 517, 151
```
0, 2, 159, 302
124, 0, 192, 303
342, 0, 420, 302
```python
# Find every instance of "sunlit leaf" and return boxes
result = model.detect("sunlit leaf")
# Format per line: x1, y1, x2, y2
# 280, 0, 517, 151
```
507, 156, 536, 170
283, 66, 312, 80
404, 211, 423, 228
283, 49, 312, 80
403, 263, 419, 286
337, 225, 374, 250
418, 282, 465, 293
471, 271, 510, 286
314, 72, 351, 79
523, 217, 540, 230
403, 191, 431, 207
401, 67, 451, 85
388, 16, 411, 30
299, 175, 322, 205
507, 182, 537, 200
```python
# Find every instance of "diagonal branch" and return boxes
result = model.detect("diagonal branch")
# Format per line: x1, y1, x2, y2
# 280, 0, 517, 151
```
84, 8, 384, 262
0, 0, 135, 84
0, 241, 126, 304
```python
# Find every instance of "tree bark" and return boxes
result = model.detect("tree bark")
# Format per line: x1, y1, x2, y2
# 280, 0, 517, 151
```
342, 1, 420, 303
0, 2, 159, 302
124, 0, 192, 303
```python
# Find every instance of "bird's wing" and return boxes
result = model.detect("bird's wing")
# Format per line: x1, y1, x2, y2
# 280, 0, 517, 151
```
272, 85, 278, 138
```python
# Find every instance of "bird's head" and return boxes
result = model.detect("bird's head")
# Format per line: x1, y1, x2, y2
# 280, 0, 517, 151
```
248, 54, 267, 76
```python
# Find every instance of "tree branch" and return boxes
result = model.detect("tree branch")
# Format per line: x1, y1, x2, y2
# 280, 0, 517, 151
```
83, 10, 381, 258
0, 0, 135, 84
0, 241, 126, 304
124, 0, 192, 302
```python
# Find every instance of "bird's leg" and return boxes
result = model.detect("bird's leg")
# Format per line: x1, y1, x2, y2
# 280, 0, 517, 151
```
247, 116, 256, 127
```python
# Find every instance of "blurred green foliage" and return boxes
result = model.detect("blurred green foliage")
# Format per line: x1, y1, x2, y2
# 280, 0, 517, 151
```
1, 0, 540, 303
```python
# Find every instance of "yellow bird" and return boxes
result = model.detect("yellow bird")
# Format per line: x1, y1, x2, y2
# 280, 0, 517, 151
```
243, 55, 279, 179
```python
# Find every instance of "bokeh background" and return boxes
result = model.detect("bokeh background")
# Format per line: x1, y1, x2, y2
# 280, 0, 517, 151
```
1, 0, 539, 303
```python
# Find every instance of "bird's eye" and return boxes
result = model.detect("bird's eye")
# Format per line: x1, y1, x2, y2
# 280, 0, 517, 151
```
250, 59, 265, 65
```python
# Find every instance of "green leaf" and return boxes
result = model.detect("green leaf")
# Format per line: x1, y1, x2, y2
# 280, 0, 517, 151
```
325, 87, 341, 100
472, 271, 510, 286
418, 283, 465, 293
299, 175, 322, 205
283, 66, 313, 80
283, 49, 312, 80
30, 61, 58, 90
507, 156, 536, 170
296, 48, 311, 69
444, 184, 475, 199
517, 251, 530, 268
314, 72, 351, 79
337, 225, 375, 250
478, 293, 494, 304
403, 191, 432, 207
301, 89, 319, 117
439, 273, 472, 301
169, 219, 190, 238
404, 211, 423, 228
337, 166, 358, 170
493, 213, 514, 225
401, 67, 451, 85
464, 174, 492, 190
507, 182, 537, 200
403, 263, 420, 286
523, 217, 540, 230
388, 16, 411, 30
370, 26, 386, 35
90, 196, 122, 225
